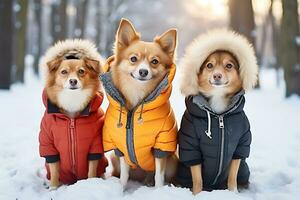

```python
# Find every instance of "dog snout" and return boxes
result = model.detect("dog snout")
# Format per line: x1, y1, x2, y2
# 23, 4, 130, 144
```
213, 73, 222, 81
69, 79, 78, 86
139, 69, 148, 78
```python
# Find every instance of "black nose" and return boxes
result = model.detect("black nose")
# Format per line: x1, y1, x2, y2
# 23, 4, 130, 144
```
139, 69, 148, 77
213, 73, 222, 81
69, 79, 78, 86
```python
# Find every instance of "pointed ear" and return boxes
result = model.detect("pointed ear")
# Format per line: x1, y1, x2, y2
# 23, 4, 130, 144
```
47, 57, 63, 72
154, 29, 177, 59
115, 18, 140, 51
84, 58, 101, 74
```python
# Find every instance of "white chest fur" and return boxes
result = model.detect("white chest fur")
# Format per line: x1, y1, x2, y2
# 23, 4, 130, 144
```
57, 89, 92, 114
208, 88, 229, 114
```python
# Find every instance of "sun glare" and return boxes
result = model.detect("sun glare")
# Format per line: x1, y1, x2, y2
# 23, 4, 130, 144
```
185, 0, 229, 18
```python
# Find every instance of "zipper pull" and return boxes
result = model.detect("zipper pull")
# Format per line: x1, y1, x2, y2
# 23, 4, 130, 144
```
70, 119, 75, 128
219, 116, 224, 128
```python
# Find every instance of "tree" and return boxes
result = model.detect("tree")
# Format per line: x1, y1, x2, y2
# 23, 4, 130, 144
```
280, 0, 300, 97
51, 0, 67, 43
228, 0, 255, 45
228, 0, 259, 87
74, 0, 88, 38
14, 0, 29, 83
33, 0, 43, 75
0, 1, 13, 89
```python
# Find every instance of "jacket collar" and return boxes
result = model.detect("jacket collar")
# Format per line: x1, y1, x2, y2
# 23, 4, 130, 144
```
100, 71, 169, 108
47, 99, 91, 116
190, 90, 245, 116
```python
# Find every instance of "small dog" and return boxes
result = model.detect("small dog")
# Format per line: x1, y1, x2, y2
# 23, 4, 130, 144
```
100, 19, 178, 188
177, 30, 258, 194
39, 39, 108, 189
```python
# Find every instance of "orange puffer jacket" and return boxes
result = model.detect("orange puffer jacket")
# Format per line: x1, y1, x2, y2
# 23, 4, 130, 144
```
100, 57, 178, 171
39, 90, 108, 184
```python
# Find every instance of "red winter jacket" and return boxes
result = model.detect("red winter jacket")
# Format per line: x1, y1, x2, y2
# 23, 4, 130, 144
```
39, 90, 108, 184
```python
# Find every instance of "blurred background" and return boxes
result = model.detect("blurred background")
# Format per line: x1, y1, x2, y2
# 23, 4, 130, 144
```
0, 0, 299, 97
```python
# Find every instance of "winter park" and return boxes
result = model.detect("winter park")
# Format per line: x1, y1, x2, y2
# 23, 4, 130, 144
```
0, 0, 300, 200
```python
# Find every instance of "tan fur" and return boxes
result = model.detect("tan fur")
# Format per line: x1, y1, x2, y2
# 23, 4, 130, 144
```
110, 19, 178, 186
111, 19, 177, 109
197, 51, 242, 113
45, 58, 101, 115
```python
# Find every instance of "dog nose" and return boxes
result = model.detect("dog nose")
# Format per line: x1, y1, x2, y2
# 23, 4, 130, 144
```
213, 73, 222, 81
69, 79, 78, 86
139, 69, 148, 77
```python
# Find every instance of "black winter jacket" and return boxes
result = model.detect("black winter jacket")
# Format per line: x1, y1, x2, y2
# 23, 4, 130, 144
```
176, 91, 251, 189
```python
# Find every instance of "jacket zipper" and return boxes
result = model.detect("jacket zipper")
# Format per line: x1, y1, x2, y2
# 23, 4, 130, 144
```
212, 115, 225, 185
70, 118, 76, 174
126, 110, 138, 164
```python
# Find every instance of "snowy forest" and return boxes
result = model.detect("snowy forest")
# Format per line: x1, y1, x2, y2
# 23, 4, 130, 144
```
0, 0, 299, 96
0, 0, 300, 200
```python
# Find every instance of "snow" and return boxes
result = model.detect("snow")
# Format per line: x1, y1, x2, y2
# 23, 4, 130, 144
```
1, 68, 300, 200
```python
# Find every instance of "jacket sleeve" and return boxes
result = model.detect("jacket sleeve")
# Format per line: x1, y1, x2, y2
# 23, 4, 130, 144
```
233, 128, 252, 159
153, 110, 177, 157
178, 110, 203, 166
88, 134, 104, 160
39, 114, 60, 163
88, 116, 104, 160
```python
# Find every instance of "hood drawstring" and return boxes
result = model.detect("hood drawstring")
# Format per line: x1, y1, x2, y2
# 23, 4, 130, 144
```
205, 110, 212, 139
138, 102, 144, 124
117, 104, 123, 128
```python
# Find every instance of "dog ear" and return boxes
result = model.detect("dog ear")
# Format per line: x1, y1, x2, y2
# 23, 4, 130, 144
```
116, 18, 140, 51
155, 29, 177, 59
84, 58, 101, 74
47, 57, 63, 72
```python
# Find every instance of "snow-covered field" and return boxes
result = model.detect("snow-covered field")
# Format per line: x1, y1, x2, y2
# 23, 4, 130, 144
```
0, 68, 300, 200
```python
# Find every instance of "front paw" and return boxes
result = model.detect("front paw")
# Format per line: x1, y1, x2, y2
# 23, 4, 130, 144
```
192, 186, 202, 195
228, 184, 238, 193
48, 181, 62, 191
154, 174, 164, 188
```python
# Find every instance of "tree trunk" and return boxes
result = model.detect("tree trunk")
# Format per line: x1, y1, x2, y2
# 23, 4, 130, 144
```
280, 0, 300, 97
51, 0, 67, 43
74, 0, 88, 38
14, 0, 29, 83
0, 0, 13, 89
95, 0, 102, 49
228, 0, 255, 45
33, 0, 42, 75
228, 0, 260, 88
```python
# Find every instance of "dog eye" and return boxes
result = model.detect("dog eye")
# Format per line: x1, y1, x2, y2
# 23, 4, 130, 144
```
78, 69, 85, 74
61, 70, 68, 75
226, 63, 233, 69
130, 56, 138, 63
206, 63, 213, 69
151, 59, 159, 65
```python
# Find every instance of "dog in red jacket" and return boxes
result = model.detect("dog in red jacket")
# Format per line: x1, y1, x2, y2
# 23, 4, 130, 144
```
39, 39, 108, 189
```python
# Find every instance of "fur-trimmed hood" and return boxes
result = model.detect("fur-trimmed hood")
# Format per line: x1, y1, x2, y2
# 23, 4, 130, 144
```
40, 39, 103, 75
180, 29, 258, 96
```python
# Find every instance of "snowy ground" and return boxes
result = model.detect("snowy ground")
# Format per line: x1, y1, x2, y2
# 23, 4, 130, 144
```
0, 68, 300, 200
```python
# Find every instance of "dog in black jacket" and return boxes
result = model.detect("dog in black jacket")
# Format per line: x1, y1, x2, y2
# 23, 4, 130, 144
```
177, 29, 258, 194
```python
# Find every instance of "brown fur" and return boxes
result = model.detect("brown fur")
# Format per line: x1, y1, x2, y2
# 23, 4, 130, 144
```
111, 19, 177, 110
45, 57, 101, 113
197, 51, 242, 112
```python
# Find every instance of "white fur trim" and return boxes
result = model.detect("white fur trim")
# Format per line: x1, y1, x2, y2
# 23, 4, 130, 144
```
180, 29, 258, 96
40, 39, 104, 82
